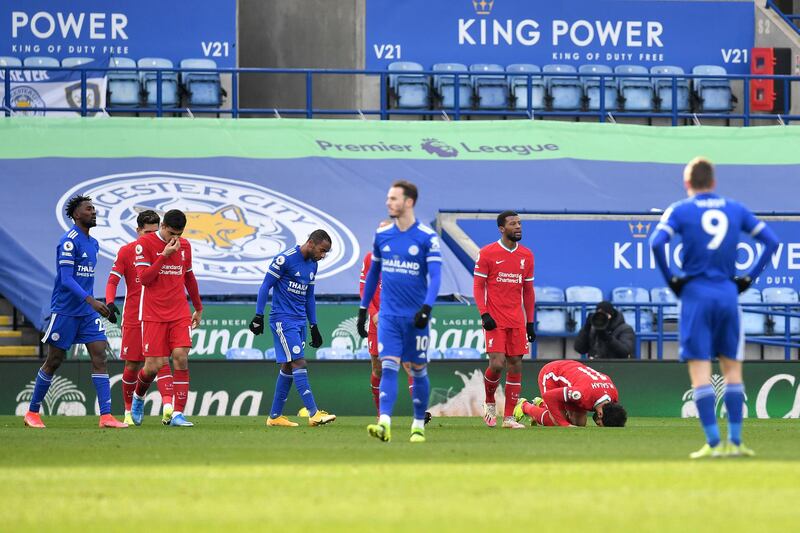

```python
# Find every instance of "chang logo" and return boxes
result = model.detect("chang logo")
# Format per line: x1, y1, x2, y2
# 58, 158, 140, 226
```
7, 86, 45, 116
331, 316, 366, 353
15, 376, 87, 416
681, 374, 749, 418
421, 138, 459, 158
56, 172, 359, 284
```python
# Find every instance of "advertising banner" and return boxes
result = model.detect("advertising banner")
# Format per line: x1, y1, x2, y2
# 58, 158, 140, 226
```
3, 1, 236, 68
366, 0, 754, 73
2, 360, 800, 418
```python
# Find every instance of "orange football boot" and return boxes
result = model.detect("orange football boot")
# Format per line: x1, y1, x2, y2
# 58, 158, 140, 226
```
23, 411, 46, 428
99, 414, 129, 428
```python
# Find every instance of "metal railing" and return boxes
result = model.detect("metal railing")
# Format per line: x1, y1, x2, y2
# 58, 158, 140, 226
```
3, 65, 800, 125
766, 0, 800, 34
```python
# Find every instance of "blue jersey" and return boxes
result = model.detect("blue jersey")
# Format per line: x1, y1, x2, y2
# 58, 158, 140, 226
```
372, 221, 442, 317
656, 193, 763, 281
267, 245, 316, 324
50, 225, 99, 316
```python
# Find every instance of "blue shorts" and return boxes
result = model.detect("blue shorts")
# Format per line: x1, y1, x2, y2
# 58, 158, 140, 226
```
679, 279, 743, 361
270, 320, 306, 363
41, 312, 107, 351
377, 314, 429, 365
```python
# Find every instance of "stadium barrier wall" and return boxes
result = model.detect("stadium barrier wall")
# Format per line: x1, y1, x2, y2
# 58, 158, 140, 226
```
3, 360, 800, 418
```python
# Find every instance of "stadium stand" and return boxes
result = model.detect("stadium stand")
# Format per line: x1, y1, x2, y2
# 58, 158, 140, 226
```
432, 62, 473, 109
762, 287, 800, 335
388, 61, 430, 109
739, 288, 766, 335
692, 65, 736, 111
565, 286, 604, 331
138, 57, 180, 106
469, 63, 509, 109
180, 59, 225, 107
443, 347, 481, 360
651, 65, 691, 112
0, 56, 21, 67
615, 65, 654, 111
612, 287, 653, 334
650, 287, 679, 321
543, 64, 582, 110
107, 57, 141, 107
580, 64, 618, 111
533, 286, 569, 335
61, 57, 93, 68
225, 347, 264, 360
506, 64, 545, 110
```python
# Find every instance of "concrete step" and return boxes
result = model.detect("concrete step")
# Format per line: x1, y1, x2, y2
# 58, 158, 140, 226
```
0, 315, 11, 327
0, 330, 22, 345
0, 345, 38, 357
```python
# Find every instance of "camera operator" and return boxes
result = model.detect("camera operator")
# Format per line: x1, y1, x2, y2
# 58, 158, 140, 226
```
574, 301, 635, 359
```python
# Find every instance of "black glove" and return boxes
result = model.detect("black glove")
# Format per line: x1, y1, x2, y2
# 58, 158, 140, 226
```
357, 307, 369, 338
733, 275, 752, 294
668, 276, 688, 297
309, 324, 323, 348
106, 302, 119, 324
249, 314, 264, 336
481, 313, 497, 331
414, 304, 432, 328
526, 322, 536, 343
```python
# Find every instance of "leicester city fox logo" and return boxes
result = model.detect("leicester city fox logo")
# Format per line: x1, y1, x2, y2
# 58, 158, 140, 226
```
56, 172, 359, 284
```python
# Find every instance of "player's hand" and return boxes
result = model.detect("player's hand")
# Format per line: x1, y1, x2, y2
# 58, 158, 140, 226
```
357, 308, 369, 338
191, 309, 202, 329
106, 302, 119, 324
249, 314, 264, 336
414, 305, 432, 329
526, 322, 536, 342
309, 324, 324, 348
163, 237, 181, 257
481, 313, 497, 331
733, 275, 752, 294
87, 296, 109, 317
668, 275, 688, 296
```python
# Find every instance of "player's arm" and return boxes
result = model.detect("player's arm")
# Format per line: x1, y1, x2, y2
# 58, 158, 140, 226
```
360, 255, 380, 317
184, 270, 203, 328
104, 249, 126, 323
250, 257, 282, 335
58, 239, 109, 317
358, 240, 382, 338
306, 281, 323, 348
523, 255, 535, 341
649, 206, 686, 295
541, 388, 575, 427
472, 251, 495, 330
415, 234, 443, 328
737, 209, 780, 291
135, 239, 177, 286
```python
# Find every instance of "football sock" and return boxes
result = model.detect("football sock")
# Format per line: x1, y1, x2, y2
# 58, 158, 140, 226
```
484, 367, 501, 404
370, 373, 381, 412
504, 372, 522, 417
270, 370, 294, 418
694, 384, 721, 447
379, 359, 400, 417
522, 403, 555, 426
407, 374, 414, 398
91, 373, 112, 415
410, 366, 430, 421
135, 368, 155, 397
156, 363, 174, 406
724, 382, 745, 445
121, 367, 138, 412
28, 369, 53, 413
173, 369, 190, 414
292, 368, 318, 416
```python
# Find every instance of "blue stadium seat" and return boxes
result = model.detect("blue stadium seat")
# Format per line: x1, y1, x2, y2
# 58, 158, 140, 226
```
738, 288, 765, 335
565, 286, 603, 331
692, 65, 734, 112
469, 63, 508, 109
138, 57, 179, 106
612, 286, 652, 333
543, 64, 581, 110
615, 65, 653, 111
579, 64, 618, 111
534, 286, 568, 334
23, 56, 59, 68
61, 57, 93, 68
315, 347, 355, 360
762, 287, 800, 335
0, 56, 22, 68
180, 58, 223, 107
506, 64, 545, 111
650, 287, 678, 321
432, 63, 472, 109
264, 348, 277, 360
443, 347, 481, 360
388, 61, 430, 109
650, 65, 690, 112
107, 57, 140, 106
225, 347, 264, 360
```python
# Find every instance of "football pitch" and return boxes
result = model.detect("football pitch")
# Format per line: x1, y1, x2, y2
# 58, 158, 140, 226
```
2, 416, 799, 532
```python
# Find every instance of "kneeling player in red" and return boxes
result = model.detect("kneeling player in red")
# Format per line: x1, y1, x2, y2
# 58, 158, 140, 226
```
514, 360, 627, 427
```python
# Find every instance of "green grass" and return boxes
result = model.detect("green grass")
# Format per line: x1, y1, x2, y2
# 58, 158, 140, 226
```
2, 416, 800, 532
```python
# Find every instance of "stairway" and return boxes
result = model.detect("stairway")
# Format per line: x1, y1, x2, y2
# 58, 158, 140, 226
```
0, 298, 39, 358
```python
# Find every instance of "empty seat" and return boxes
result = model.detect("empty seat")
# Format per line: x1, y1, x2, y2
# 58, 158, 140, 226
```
225, 347, 264, 360
762, 287, 800, 335
612, 286, 652, 333
579, 64, 618, 111
615, 65, 653, 111
534, 286, 568, 334
650, 65, 690, 112
180, 58, 223, 106
432, 63, 472, 109
107, 57, 140, 106
565, 286, 603, 331
315, 347, 355, 360
138, 57, 179, 106
692, 65, 734, 112
470, 63, 508, 109
443, 347, 482, 360
0, 56, 22, 68
387, 61, 429, 109
62, 57, 93, 68
739, 288, 765, 335
23, 56, 59, 68
650, 287, 679, 321
506, 64, 545, 110
543, 64, 581, 110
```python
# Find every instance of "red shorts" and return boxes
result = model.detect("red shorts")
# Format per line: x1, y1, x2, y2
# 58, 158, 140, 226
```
142, 317, 192, 358
484, 327, 528, 356
120, 324, 144, 362
538, 363, 570, 396
368, 321, 379, 357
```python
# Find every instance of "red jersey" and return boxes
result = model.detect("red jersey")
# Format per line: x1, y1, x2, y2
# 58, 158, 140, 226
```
473, 241, 535, 328
359, 252, 381, 317
540, 360, 619, 426
134, 233, 194, 322
107, 241, 142, 327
